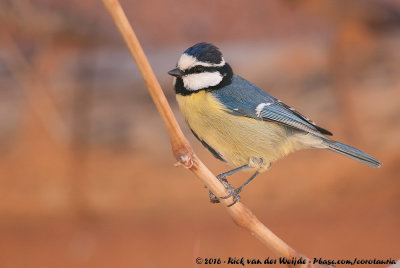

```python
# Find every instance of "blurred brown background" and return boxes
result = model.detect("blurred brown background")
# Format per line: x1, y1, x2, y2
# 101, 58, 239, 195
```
0, 0, 399, 267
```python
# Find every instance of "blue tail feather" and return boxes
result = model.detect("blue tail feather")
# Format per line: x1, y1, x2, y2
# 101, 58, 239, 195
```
325, 140, 381, 168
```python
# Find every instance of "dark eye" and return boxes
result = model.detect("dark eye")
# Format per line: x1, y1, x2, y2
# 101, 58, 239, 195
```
195, 65, 205, 72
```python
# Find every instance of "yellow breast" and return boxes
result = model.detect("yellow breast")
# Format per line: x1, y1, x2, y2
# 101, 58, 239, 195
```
176, 91, 305, 171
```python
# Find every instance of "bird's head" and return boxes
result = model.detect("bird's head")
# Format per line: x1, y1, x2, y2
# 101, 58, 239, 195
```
168, 42, 232, 94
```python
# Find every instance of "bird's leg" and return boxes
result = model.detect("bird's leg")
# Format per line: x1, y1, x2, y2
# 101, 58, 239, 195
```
208, 164, 250, 203
216, 164, 250, 180
220, 157, 264, 206
221, 171, 260, 207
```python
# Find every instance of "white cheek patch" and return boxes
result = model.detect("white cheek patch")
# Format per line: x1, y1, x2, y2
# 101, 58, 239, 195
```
178, 53, 225, 70
182, 72, 223, 91
172, 77, 177, 87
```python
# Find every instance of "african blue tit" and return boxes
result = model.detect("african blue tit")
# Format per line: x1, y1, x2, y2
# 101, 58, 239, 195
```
168, 42, 381, 206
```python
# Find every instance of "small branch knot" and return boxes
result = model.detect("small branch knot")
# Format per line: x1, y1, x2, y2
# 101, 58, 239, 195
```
174, 153, 194, 169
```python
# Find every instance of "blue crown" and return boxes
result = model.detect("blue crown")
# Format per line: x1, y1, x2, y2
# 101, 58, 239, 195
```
184, 42, 223, 64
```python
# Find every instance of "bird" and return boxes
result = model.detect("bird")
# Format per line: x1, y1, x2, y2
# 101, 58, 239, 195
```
168, 42, 381, 206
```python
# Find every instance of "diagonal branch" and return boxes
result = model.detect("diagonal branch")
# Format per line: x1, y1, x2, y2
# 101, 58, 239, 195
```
101, 0, 331, 267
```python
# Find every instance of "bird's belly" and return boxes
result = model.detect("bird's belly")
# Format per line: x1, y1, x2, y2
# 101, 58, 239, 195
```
176, 91, 302, 170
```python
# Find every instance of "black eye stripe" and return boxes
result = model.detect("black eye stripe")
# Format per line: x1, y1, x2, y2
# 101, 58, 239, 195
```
174, 63, 233, 95
184, 65, 220, 75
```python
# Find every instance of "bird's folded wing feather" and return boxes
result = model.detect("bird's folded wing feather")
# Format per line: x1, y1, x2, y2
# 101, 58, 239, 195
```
213, 75, 332, 137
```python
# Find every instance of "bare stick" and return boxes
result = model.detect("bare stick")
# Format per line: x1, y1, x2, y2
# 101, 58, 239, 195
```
102, 0, 329, 266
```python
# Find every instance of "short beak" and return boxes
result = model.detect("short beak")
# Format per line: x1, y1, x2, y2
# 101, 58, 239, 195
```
168, 68, 183, 77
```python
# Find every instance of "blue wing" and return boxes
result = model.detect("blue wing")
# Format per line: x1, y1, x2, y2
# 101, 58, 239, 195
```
212, 75, 332, 137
